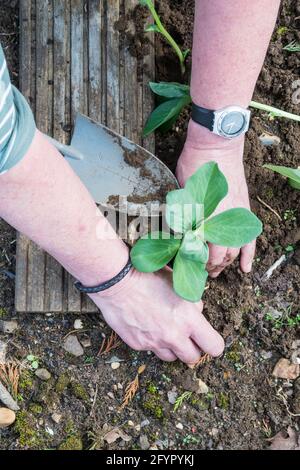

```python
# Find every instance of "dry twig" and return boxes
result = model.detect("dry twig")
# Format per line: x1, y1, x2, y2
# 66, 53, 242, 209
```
98, 331, 122, 356
120, 365, 146, 410
256, 195, 282, 221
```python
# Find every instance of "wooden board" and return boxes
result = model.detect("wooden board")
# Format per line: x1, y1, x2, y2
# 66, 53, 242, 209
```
16, 0, 155, 313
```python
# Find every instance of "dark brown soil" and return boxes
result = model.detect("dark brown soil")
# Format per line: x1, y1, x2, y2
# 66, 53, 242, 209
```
0, 0, 300, 452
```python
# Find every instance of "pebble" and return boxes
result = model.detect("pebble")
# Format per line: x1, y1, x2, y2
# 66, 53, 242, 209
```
51, 413, 62, 424
35, 368, 51, 381
176, 422, 183, 430
141, 419, 150, 428
80, 337, 91, 348
111, 362, 120, 370
139, 434, 150, 450
107, 392, 114, 399
117, 383, 123, 390
272, 358, 300, 380
260, 350, 273, 360
127, 420, 134, 427
74, 319, 83, 330
0, 340, 7, 363
196, 379, 209, 394
0, 320, 18, 334
167, 390, 178, 405
259, 133, 281, 146
63, 335, 84, 357
0, 408, 16, 428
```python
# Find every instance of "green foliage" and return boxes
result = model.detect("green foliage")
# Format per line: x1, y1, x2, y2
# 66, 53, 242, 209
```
131, 162, 262, 302
283, 40, 300, 52
26, 354, 39, 370
265, 305, 300, 329
264, 164, 300, 190
139, 0, 189, 74
143, 84, 191, 136
173, 391, 192, 412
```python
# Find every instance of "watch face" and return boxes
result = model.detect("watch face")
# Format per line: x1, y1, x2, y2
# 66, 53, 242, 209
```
220, 111, 245, 136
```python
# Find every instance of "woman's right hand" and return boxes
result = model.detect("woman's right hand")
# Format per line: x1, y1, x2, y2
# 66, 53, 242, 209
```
90, 268, 224, 364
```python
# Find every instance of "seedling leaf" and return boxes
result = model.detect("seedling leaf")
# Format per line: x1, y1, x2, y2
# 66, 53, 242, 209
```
179, 231, 209, 263
149, 81, 191, 98
264, 164, 300, 190
143, 96, 190, 136
185, 162, 228, 218
173, 252, 208, 302
145, 24, 160, 33
166, 188, 203, 233
131, 231, 181, 272
204, 208, 263, 247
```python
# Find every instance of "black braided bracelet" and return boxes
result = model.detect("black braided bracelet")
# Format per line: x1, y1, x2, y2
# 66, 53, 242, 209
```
74, 258, 133, 294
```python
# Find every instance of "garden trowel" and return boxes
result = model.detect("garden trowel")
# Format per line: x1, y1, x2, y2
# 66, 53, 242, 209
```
45, 114, 178, 212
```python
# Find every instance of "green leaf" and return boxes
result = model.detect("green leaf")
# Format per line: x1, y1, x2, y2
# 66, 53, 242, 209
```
264, 164, 300, 191
158, 112, 181, 133
173, 252, 208, 302
182, 49, 190, 61
143, 96, 190, 136
145, 24, 160, 33
149, 81, 191, 98
166, 188, 203, 233
26, 354, 35, 362
131, 231, 181, 272
139, 0, 149, 6
185, 162, 228, 218
31, 361, 39, 370
204, 208, 262, 247
179, 231, 209, 263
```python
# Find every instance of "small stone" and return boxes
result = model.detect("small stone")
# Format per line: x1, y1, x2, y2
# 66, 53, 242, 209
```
259, 133, 281, 146
272, 358, 300, 380
167, 390, 178, 404
35, 368, 51, 381
0, 320, 18, 334
0, 408, 16, 428
80, 337, 91, 348
105, 355, 123, 364
104, 429, 121, 444
111, 361, 120, 370
51, 413, 62, 424
176, 422, 183, 430
0, 340, 7, 363
63, 335, 84, 357
45, 426, 54, 436
141, 419, 150, 428
135, 424, 141, 432
127, 420, 134, 427
117, 383, 123, 390
195, 379, 209, 394
139, 434, 150, 450
261, 350, 273, 360
107, 392, 114, 399
74, 319, 83, 330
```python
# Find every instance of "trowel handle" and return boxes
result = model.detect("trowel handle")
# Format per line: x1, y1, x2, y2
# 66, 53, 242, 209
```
43, 134, 84, 161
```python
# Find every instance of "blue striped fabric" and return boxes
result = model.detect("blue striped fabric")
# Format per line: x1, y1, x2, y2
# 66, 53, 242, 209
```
0, 44, 36, 175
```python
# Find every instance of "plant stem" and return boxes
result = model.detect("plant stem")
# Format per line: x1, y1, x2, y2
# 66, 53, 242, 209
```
250, 100, 300, 122
145, 0, 186, 74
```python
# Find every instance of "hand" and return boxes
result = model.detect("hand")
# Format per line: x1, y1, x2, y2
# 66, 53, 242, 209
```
90, 267, 224, 364
176, 120, 256, 278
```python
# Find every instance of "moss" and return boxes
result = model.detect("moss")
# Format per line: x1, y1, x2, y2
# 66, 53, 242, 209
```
190, 397, 210, 411
35, 379, 58, 408
58, 435, 83, 451
55, 372, 70, 394
19, 370, 34, 396
0, 307, 7, 318
142, 395, 164, 419
29, 403, 43, 415
217, 392, 230, 410
226, 351, 241, 363
70, 381, 89, 402
147, 382, 158, 394
14, 410, 48, 449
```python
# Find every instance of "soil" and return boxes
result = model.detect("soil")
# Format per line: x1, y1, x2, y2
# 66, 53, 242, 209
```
0, 0, 300, 451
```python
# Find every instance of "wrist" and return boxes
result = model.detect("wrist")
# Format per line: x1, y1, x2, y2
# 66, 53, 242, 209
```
186, 119, 245, 150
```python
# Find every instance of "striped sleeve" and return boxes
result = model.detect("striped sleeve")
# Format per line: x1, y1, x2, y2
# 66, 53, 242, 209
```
0, 44, 36, 175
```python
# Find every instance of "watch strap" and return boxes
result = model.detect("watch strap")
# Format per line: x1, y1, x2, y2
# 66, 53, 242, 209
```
191, 103, 215, 131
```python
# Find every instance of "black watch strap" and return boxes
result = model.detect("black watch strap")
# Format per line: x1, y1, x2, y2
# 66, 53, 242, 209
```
74, 258, 133, 294
191, 103, 215, 131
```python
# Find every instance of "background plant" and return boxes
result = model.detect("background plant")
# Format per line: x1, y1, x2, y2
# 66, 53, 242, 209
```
141, 2, 300, 136
264, 164, 300, 190
131, 162, 262, 302
139, 0, 189, 75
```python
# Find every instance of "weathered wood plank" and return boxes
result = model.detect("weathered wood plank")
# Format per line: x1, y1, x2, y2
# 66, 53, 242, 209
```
16, 0, 155, 312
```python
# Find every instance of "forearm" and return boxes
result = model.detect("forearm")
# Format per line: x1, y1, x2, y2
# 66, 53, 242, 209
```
0, 130, 128, 286
189, 0, 280, 144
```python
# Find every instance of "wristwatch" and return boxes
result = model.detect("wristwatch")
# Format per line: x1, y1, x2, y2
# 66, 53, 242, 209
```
191, 103, 251, 139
